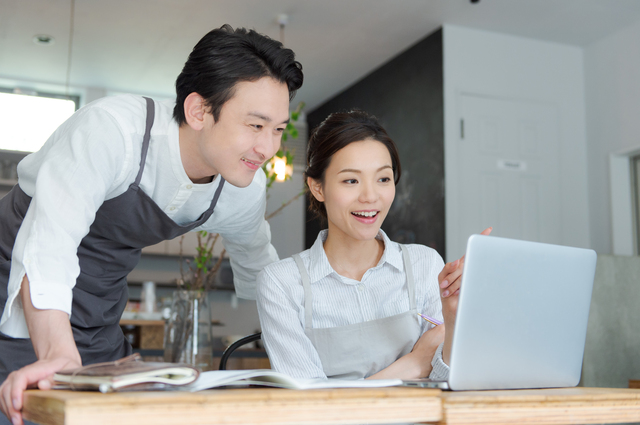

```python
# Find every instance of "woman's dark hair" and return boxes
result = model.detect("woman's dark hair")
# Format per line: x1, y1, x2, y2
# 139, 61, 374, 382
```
305, 110, 402, 219
173, 24, 304, 125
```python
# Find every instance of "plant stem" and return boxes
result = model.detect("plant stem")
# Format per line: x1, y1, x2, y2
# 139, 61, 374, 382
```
265, 190, 305, 221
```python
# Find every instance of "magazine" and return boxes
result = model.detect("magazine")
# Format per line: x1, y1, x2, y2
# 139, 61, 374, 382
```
54, 358, 199, 393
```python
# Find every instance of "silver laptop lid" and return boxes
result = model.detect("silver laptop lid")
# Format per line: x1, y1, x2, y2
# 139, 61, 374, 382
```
448, 235, 597, 391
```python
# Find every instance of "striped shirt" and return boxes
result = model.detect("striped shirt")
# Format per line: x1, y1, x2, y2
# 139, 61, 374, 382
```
256, 229, 451, 380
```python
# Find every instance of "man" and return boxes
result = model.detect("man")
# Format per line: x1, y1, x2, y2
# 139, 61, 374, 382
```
0, 24, 303, 425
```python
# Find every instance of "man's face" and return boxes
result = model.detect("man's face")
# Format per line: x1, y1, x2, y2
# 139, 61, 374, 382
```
195, 77, 290, 188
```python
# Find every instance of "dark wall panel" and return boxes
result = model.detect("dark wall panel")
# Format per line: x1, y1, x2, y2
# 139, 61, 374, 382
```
306, 28, 445, 257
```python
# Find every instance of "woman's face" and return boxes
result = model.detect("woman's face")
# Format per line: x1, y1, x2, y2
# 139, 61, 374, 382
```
309, 139, 396, 243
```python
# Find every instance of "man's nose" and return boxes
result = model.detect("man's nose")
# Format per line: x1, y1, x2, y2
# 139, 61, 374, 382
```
255, 131, 281, 160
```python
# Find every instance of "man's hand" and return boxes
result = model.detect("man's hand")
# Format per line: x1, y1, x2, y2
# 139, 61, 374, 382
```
0, 275, 81, 425
439, 227, 492, 364
1, 357, 81, 425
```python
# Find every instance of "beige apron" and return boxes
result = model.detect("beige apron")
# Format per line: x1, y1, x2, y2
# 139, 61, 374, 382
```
292, 245, 421, 379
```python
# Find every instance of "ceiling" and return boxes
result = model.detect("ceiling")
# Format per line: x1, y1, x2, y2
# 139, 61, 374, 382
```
2, 0, 640, 111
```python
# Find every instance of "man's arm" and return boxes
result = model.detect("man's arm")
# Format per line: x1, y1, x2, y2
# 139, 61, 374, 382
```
0, 275, 81, 425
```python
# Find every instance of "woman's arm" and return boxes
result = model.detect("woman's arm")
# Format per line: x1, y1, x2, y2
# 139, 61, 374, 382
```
369, 245, 446, 380
439, 227, 493, 365
256, 265, 327, 379
367, 324, 444, 380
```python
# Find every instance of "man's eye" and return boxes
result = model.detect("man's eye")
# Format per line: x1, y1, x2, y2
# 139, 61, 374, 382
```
276, 127, 285, 133
252, 124, 263, 130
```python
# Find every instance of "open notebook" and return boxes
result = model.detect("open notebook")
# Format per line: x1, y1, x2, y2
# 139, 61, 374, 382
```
53, 356, 402, 393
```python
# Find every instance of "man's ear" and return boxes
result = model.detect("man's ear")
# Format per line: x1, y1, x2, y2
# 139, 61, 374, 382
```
183, 92, 207, 131
307, 177, 325, 203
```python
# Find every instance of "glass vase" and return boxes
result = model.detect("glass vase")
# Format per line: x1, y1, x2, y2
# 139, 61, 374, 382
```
163, 290, 212, 369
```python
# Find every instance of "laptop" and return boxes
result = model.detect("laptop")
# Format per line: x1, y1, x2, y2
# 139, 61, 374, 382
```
404, 234, 597, 391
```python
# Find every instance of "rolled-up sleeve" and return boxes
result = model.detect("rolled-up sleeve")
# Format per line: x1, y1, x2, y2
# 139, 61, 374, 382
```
429, 342, 450, 380
0, 106, 127, 337
222, 218, 278, 300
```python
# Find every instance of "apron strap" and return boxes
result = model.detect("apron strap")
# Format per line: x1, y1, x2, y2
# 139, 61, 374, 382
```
400, 245, 417, 310
209, 176, 226, 211
135, 97, 155, 187
293, 254, 314, 331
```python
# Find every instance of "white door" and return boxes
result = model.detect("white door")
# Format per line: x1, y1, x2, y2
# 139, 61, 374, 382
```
453, 94, 562, 258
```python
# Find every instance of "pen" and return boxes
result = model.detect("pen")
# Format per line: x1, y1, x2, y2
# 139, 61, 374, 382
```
417, 312, 443, 326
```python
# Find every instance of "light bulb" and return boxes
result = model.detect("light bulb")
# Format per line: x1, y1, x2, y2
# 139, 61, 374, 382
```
274, 158, 286, 181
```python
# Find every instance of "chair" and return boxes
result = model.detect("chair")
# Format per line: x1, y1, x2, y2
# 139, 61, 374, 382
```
218, 332, 262, 370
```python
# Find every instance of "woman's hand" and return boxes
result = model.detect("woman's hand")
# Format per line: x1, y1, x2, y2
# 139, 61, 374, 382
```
439, 227, 492, 365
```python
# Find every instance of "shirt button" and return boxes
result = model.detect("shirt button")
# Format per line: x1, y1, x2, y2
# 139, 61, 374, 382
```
169, 206, 176, 211
186, 184, 193, 189
358, 284, 365, 292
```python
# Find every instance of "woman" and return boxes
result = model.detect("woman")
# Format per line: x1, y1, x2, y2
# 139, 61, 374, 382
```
257, 110, 487, 380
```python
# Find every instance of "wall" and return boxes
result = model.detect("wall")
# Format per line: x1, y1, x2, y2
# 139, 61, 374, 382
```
443, 25, 590, 260
584, 18, 640, 255
582, 255, 640, 388
306, 29, 445, 257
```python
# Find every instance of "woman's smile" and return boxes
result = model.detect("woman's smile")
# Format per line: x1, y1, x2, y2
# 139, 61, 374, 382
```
351, 210, 380, 224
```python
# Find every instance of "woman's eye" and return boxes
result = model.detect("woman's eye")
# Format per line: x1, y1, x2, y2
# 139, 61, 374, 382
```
344, 179, 358, 184
379, 177, 392, 183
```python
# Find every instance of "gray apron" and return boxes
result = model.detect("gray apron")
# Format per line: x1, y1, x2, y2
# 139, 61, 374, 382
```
0, 97, 225, 383
293, 245, 422, 379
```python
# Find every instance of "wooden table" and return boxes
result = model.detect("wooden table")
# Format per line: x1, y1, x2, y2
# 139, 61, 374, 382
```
22, 387, 442, 425
440, 387, 640, 425
21, 387, 640, 425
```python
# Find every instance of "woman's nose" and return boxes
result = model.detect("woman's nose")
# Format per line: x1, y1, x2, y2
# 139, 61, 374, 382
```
359, 182, 378, 203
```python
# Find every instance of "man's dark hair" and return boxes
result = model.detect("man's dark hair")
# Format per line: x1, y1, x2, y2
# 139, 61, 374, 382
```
173, 24, 304, 125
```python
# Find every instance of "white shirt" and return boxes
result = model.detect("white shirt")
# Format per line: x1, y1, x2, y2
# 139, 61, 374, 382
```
1, 94, 278, 338
257, 229, 450, 380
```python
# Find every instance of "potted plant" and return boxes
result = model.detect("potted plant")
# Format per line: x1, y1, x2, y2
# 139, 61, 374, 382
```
163, 231, 224, 368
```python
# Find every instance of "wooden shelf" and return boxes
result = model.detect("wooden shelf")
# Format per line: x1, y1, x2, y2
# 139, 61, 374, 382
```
120, 319, 165, 326
0, 178, 17, 189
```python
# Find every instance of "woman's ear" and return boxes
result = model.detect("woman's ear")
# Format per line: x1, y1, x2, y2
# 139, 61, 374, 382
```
307, 177, 325, 203
183, 92, 207, 131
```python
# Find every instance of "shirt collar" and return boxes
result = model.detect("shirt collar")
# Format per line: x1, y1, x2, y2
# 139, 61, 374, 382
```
307, 229, 405, 284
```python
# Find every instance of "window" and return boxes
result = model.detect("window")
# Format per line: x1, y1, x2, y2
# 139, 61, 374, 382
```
0, 89, 78, 153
